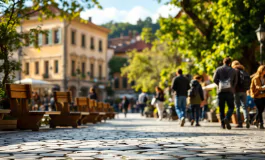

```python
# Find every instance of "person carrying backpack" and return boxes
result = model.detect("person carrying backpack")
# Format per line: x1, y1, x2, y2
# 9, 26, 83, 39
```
213, 57, 237, 130
138, 90, 148, 116
188, 75, 204, 126
231, 60, 250, 128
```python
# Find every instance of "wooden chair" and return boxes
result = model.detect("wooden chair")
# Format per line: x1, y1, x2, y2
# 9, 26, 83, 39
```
50, 91, 89, 128
97, 102, 106, 122
0, 109, 16, 130
103, 103, 115, 120
6, 84, 60, 131
76, 97, 99, 124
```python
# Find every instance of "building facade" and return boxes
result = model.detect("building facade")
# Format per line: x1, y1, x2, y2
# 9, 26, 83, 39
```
20, 14, 109, 101
110, 38, 152, 99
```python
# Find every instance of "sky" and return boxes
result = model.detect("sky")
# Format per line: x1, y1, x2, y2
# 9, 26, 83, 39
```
80, 0, 180, 25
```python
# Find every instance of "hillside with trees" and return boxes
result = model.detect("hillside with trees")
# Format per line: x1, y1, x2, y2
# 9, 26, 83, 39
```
102, 17, 160, 38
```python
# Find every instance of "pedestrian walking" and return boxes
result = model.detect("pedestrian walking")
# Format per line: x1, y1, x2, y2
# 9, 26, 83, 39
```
138, 90, 148, 116
43, 94, 49, 111
231, 60, 251, 128
188, 75, 204, 126
122, 96, 129, 118
213, 57, 237, 130
250, 65, 265, 129
89, 87, 98, 101
200, 82, 210, 121
155, 86, 165, 121
50, 94, 56, 111
171, 69, 190, 127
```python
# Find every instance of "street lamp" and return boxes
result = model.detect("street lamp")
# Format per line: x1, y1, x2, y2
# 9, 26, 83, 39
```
255, 24, 265, 65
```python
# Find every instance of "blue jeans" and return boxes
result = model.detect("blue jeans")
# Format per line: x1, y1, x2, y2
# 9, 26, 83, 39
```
139, 104, 146, 116
201, 104, 208, 119
191, 104, 200, 124
218, 92, 235, 124
235, 92, 248, 125
175, 96, 187, 119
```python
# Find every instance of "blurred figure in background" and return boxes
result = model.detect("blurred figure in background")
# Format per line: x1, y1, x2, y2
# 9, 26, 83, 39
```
138, 90, 148, 116
155, 86, 165, 121
122, 96, 130, 118
89, 87, 98, 101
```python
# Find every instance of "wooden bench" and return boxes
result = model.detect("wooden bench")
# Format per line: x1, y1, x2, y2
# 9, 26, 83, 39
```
103, 103, 115, 120
97, 102, 107, 122
0, 109, 17, 130
50, 92, 89, 128
109, 104, 116, 119
76, 97, 99, 124
6, 84, 60, 131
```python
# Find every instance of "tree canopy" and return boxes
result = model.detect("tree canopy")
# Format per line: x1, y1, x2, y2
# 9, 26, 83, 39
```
101, 17, 160, 39
121, 0, 265, 92
158, 0, 265, 74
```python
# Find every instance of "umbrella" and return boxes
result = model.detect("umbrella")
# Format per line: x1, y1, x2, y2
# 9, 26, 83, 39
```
14, 78, 53, 88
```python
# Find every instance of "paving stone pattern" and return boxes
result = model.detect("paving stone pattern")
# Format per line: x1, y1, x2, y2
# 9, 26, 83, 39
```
0, 114, 265, 159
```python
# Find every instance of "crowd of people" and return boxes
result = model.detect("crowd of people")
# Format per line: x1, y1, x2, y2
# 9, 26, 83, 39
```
169, 57, 261, 130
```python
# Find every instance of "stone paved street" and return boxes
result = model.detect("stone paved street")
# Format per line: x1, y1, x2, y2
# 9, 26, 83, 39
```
0, 114, 265, 159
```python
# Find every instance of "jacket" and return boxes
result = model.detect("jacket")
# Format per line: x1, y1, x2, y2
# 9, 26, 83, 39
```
213, 64, 237, 94
250, 75, 265, 99
234, 64, 246, 93
171, 75, 190, 96
138, 93, 148, 104
189, 80, 204, 105
155, 92, 164, 102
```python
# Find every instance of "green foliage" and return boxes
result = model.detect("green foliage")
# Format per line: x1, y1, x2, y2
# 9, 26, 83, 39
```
102, 17, 160, 38
108, 56, 127, 75
0, 0, 100, 89
0, 87, 5, 99
158, 0, 265, 75
141, 27, 155, 43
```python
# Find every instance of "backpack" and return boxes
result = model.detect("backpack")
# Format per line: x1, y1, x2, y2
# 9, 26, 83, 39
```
239, 70, 251, 91
143, 96, 148, 103
188, 85, 198, 97
219, 68, 232, 92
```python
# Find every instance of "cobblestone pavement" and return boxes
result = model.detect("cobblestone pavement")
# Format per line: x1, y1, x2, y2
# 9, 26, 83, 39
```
0, 114, 265, 160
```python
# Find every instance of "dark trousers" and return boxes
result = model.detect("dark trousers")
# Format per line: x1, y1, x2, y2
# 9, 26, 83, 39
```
124, 107, 128, 117
218, 92, 235, 124
191, 104, 200, 124
254, 98, 265, 125
139, 104, 146, 116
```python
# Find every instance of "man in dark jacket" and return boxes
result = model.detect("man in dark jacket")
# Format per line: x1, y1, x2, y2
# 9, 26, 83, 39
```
213, 57, 237, 130
171, 69, 190, 127
231, 61, 250, 128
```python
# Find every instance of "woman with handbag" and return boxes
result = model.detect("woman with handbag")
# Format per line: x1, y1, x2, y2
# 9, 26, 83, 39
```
250, 65, 265, 129
155, 86, 165, 121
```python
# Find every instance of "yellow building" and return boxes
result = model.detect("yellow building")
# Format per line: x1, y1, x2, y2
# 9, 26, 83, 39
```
20, 9, 109, 101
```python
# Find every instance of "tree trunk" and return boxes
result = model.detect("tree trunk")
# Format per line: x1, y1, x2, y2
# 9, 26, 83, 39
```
241, 45, 259, 75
